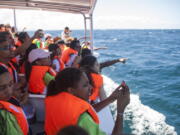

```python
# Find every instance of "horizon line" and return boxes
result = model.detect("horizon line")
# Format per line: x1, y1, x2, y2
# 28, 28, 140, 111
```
25, 28, 180, 31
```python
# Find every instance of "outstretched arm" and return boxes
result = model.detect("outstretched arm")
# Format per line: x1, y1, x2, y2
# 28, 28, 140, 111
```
93, 47, 108, 51
100, 58, 127, 70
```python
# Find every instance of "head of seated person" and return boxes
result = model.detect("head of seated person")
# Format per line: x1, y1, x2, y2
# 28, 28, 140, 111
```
28, 48, 51, 66
69, 39, 81, 52
36, 29, 44, 39
5, 24, 12, 32
79, 55, 100, 74
0, 38, 15, 63
0, 24, 5, 32
0, 66, 13, 101
25, 48, 52, 82
48, 43, 62, 59
17, 32, 28, 44
0, 31, 15, 47
47, 68, 92, 102
57, 125, 89, 135
81, 48, 92, 58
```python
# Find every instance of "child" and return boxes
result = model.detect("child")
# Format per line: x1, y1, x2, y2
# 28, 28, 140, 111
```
48, 44, 65, 73
27, 48, 56, 94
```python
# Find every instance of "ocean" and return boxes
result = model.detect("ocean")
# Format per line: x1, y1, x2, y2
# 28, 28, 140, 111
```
37, 29, 180, 134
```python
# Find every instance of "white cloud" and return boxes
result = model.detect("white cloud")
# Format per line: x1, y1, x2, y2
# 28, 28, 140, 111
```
0, 9, 180, 30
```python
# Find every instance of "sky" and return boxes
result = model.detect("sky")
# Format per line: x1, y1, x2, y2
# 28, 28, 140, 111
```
0, 0, 180, 30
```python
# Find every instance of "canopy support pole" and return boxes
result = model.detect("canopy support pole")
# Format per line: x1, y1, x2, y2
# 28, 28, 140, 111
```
13, 9, 17, 31
83, 14, 87, 42
89, 14, 93, 51
82, 13, 94, 51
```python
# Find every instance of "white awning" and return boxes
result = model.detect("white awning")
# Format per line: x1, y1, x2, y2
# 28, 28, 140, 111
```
0, 0, 97, 15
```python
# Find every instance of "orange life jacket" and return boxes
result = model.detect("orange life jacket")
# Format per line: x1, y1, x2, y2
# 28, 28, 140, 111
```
0, 101, 29, 135
54, 56, 65, 72
19, 62, 25, 74
45, 92, 99, 135
89, 73, 103, 101
15, 40, 22, 48
0, 62, 18, 83
61, 48, 77, 65
28, 66, 56, 94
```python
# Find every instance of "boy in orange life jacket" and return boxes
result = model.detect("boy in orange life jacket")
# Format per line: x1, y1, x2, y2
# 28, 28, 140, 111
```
48, 44, 65, 73
0, 66, 29, 135
45, 68, 130, 135
61, 39, 81, 67
27, 48, 56, 94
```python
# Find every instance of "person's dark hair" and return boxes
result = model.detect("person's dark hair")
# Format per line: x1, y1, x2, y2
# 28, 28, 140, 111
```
0, 66, 8, 75
48, 44, 59, 52
24, 44, 38, 81
48, 44, 59, 60
81, 48, 92, 58
18, 32, 28, 43
56, 40, 65, 45
11, 27, 16, 33
37, 29, 44, 38
79, 55, 98, 88
79, 55, 97, 69
70, 39, 80, 50
47, 68, 83, 96
0, 24, 5, 28
57, 125, 89, 135
65, 27, 69, 30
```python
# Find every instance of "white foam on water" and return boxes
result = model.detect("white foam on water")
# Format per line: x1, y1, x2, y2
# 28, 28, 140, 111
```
113, 38, 118, 41
102, 75, 177, 135
94, 51, 100, 57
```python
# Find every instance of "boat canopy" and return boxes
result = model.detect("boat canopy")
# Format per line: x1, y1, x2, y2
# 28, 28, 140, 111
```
0, 0, 96, 50
0, 0, 97, 15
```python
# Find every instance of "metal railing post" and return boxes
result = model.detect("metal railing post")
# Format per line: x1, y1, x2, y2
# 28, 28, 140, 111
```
89, 14, 94, 51
13, 9, 18, 31
83, 14, 87, 42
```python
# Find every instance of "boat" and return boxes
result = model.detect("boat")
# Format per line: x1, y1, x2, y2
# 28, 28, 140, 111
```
0, 0, 115, 134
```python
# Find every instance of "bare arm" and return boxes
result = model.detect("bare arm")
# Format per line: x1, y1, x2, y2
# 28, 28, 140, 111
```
112, 85, 130, 135
100, 58, 127, 70
14, 30, 41, 56
93, 85, 121, 112
93, 47, 108, 51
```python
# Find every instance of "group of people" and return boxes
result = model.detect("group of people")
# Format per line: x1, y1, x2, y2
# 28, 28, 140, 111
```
0, 24, 130, 135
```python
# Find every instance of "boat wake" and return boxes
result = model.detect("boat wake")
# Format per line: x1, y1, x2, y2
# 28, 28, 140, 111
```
102, 75, 177, 135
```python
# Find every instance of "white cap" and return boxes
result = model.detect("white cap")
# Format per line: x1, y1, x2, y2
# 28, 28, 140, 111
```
28, 48, 51, 63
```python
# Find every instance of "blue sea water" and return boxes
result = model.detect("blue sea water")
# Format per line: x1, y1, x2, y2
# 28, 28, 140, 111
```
45, 29, 180, 134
